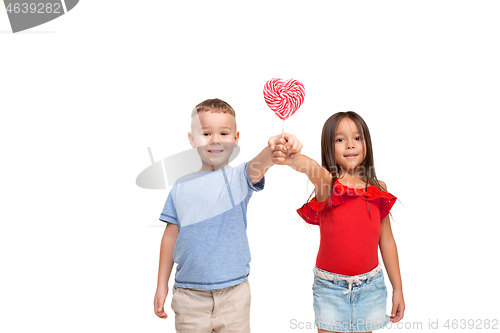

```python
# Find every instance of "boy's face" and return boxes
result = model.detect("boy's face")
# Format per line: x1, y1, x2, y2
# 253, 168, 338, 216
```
188, 111, 239, 171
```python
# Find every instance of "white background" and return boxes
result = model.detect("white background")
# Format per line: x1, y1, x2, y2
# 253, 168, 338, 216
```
1, 1, 499, 332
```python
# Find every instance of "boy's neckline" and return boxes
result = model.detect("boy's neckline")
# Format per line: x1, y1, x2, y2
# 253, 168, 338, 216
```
195, 165, 231, 173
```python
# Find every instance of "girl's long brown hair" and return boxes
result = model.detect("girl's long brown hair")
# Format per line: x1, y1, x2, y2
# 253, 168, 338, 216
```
302, 111, 391, 222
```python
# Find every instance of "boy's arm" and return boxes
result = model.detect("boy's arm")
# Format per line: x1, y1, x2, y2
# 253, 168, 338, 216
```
379, 183, 405, 323
248, 146, 274, 185
154, 222, 179, 319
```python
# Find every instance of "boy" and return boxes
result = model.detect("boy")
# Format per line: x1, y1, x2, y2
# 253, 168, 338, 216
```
153, 98, 301, 333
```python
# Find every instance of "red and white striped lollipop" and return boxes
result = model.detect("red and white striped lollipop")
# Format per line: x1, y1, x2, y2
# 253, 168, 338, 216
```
263, 78, 305, 137
264, 78, 305, 120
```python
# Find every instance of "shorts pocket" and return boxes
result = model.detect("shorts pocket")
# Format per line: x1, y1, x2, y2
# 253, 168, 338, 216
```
313, 276, 333, 298
372, 275, 387, 291
243, 280, 251, 304
313, 276, 332, 288
171, 286, 180, 313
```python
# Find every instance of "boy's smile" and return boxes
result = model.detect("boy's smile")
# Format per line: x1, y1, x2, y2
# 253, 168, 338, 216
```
208, 147, 224, 154
189, 111, 239, 172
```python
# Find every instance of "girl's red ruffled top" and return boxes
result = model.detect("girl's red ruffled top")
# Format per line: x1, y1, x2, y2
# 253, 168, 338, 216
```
297, 178, 397, 276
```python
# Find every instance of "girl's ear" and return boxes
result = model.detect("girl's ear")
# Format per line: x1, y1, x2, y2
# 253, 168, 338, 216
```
188, 132, 196, 148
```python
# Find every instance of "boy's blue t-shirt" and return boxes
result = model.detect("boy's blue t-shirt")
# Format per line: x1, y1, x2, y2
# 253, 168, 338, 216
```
159, 161, 265, 290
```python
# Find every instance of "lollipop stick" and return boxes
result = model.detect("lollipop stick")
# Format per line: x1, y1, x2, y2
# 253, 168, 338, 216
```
281, 119, 285, 139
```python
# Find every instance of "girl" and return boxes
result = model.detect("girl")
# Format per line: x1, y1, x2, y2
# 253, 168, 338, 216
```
272, 111, 404, 333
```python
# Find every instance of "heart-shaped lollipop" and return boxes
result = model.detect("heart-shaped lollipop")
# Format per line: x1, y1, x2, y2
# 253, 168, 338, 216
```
263, 78, 305, 120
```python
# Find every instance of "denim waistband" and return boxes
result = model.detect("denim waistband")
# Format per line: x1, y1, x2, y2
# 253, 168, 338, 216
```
313, 263, 383, 295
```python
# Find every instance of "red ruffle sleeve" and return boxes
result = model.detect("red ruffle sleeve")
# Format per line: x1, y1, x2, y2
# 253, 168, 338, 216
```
358, 185, 397, 220
296, 197, 327, 225
296, 179, 397, 224
378, 192, 397, 220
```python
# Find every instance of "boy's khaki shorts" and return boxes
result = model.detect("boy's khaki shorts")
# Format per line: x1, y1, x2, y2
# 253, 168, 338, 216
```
171, 280, 251, 333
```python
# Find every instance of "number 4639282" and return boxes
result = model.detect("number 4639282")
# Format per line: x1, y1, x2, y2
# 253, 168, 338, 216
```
6, 3, 62, 14
444, 319, 498, 330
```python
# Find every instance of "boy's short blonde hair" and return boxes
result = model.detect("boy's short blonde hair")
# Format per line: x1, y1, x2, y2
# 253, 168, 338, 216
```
191, 98, 236, 118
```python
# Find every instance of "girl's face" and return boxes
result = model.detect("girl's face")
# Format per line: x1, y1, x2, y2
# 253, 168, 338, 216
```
334, 118, 366, 174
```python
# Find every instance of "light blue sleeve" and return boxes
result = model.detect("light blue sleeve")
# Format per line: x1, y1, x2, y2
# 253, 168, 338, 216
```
243, 161, 265, 192
159, 189, 179, 225
226, 162, 265, 207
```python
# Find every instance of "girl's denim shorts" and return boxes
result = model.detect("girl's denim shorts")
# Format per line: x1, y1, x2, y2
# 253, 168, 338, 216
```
312, 265, 390, 332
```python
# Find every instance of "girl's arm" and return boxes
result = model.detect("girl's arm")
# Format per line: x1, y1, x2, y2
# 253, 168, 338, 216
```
290, 155, 332, 202
379, 181, 405, 323
272, 142, 332, 202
